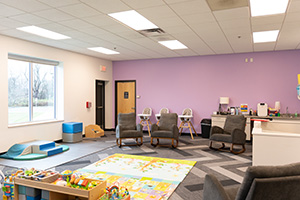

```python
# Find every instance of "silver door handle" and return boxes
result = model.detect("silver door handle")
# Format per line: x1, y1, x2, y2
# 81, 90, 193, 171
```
97, 106, 103, 109
132, 107, 136, 109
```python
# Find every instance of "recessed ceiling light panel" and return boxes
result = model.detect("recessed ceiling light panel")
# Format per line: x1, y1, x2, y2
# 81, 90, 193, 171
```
250, 0, 289, 17
88, 47, 120, 55
17, 26, 70, 40
158, 40, 188, 50
108, 10, 158, 31
253, 30, 279, 43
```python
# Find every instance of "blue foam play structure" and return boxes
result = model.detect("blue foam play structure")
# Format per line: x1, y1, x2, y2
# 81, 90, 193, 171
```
0, 141, 69, 160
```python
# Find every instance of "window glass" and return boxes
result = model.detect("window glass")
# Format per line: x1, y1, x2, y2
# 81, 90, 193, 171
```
8, 57, 57, 125
8, 59, 30, 124
32, 63, 55, 121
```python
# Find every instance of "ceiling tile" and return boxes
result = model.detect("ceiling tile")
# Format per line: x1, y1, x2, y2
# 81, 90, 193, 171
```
152, 16, 186, 28
58, 3, 101, 18
163, 0, 195, 4
169, 0, 211, 16
218, 18, 251, 31
0, 3, 24, 17
285, 12, 300, 22
59, 19, 94, 30
1, 0, 51, 12
254, 43, 276, 52
10, 13, 50, 25
82, 15, 117, 27
39, 23, 73, 33
251, 14, 285, 26
37, 0, 81, 7
34, 9, 75, 22
288, 0, 300, 13
181, 12, 216, 25
120, 0, 165, 9
213, 7, 249, 21
82, 0, 131, 14
0, 18, 28, 28
138, 5, 177, 20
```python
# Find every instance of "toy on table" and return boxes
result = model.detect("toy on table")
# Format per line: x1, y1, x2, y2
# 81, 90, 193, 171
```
2, 169, 23, 200
60, 169, 73, 181
99, 183, 130, 200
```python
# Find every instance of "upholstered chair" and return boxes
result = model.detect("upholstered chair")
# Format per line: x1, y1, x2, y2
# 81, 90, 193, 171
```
116, 112, 143, 147
203, 162, 300, 200
151, 113, 179, 148
209, 115, 246, 154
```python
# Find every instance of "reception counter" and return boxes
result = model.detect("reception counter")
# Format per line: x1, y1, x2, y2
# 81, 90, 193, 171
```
252, 118, 300, 166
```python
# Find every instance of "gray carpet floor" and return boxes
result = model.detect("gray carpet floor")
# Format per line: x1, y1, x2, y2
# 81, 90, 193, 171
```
0, 131, 252, 200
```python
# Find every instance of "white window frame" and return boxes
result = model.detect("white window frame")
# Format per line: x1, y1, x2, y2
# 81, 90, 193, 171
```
8, 53, 64, 127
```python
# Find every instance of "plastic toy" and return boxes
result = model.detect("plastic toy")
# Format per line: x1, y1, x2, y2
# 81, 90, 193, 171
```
99, 183, 130, 200
1, 169, 23, 200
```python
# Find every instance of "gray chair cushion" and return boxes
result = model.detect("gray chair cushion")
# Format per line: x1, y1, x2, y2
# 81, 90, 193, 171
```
118, 112, 136, 130
151, 130, 174, 138
223, 115, 246, 133
210, 134, 232, 143
236, 162, 300, 200
117, 130, 143, 138
159, 113, 178, 130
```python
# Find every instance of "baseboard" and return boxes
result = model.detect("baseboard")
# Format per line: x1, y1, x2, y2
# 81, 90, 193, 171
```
105, 128, 115, 132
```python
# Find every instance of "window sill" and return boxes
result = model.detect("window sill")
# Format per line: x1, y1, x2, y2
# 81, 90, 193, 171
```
8, 119, 64, 128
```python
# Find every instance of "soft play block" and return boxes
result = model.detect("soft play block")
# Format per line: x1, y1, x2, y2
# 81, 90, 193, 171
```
18, 185, 26, 194
62, 122, 83, 133
62, 132, 82, 143
19, 194, 26, 200
41, 190, 49, 200
26, 195, 41, 200
26, 187, 41, 197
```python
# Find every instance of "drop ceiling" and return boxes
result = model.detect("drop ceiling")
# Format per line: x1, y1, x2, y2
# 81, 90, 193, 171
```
0, 0, 299, 61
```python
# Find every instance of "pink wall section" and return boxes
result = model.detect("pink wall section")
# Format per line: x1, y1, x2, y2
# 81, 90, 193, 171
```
113, 50, 300, 133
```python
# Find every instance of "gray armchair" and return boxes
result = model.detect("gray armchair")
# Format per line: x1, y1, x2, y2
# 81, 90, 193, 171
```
209, 115, 246, 154
116, 112, 143, 147
151, 113, 179, 148
203, 162, 300, 200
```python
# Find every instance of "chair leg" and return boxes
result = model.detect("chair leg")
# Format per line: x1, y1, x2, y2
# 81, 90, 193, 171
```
172, 139, 179, 148
146, 120, 151, 136
190, 121, 198, 137
188, 122, 194, 140
179, 121, 184, 135
116, 138, 122, 148
230, 144, 246, 154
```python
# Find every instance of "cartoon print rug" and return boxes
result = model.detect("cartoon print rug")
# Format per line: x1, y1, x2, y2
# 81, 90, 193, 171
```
75, 153, 196, 200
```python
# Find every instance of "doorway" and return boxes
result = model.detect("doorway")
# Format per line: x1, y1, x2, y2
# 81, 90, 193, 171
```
115, 80, 136, 126
96, 80, 105, 129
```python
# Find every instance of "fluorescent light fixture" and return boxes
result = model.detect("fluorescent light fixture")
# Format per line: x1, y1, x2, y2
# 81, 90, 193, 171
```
250, 0, 289, 17
158, 40, 188, 50
253, 30, 279, 43
108, 10, 158, 31
17, 25, 70, 40
88, 47, 120, 55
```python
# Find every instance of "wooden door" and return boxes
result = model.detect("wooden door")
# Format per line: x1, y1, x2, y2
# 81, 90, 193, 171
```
115, 81, 136, 125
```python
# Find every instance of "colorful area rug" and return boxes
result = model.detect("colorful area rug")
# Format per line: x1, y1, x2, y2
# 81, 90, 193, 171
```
75, 153, 196, 200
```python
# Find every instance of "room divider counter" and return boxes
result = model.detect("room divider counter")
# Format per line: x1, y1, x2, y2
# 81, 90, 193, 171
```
252, 118, 300, 166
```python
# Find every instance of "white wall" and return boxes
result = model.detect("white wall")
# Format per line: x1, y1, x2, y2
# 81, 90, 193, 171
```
0, 35, 113, 152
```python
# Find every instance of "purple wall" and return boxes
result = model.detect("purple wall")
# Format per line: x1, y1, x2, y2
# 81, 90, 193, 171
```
113, 50, 300, 133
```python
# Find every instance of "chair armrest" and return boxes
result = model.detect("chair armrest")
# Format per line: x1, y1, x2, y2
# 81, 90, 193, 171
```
231, 129, 246, 144
210, 126, 223, 136
203, 174, 231, 200
151, 124, 158, 133
172, 124, 179, 139
136, 124, 143, 132
116, 125, 123, 138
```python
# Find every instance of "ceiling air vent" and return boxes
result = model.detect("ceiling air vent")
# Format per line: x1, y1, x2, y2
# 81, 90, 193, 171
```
138, 28, 165, 37
206, 0, 248, 11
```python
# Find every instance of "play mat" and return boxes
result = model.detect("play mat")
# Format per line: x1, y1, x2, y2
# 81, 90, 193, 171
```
74, 153, 196, 200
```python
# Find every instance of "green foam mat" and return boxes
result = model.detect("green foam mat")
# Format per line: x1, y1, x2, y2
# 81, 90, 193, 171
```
14, 153, 47, 160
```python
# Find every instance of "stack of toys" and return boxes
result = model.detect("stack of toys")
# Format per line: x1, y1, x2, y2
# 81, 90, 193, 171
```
98, 183, 130, 200
2, 169, 23, 200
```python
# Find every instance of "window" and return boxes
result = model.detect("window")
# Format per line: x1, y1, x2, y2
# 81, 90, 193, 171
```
8, 54, 59, 125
